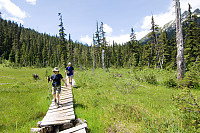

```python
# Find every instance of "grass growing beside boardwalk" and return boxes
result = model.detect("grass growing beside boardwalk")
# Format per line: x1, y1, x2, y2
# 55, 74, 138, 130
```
0, 66, 56, 133
73, 68, 200, 132
0, 66, 199, 132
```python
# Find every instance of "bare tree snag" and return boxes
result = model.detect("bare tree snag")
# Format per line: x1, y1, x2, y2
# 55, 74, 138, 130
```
175, 0, 185, 81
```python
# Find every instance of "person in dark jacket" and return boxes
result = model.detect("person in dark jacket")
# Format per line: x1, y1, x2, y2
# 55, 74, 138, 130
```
65, 62, 74, 85
49, 67, 67, 106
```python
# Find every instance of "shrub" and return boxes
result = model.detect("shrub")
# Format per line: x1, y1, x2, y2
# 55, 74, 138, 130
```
134, 69, 158, 85
179, 58, 200, 89
163, 78, 177, 88
144, 73, 158, 85
172, 88, 200, 132
179, 70, 200, 89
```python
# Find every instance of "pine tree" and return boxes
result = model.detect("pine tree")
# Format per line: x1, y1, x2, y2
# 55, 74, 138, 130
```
183, 4, 200, 69
148, 15, 162, 69
58, 13, 67, 67
0, 18, 4, 57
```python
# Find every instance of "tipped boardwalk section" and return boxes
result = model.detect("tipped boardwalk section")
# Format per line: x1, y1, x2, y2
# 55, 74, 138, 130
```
31, 79, 87, 133
40, 86, 75, 127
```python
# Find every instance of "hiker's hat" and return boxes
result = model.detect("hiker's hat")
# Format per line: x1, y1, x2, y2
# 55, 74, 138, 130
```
53, 67, 59, 72
68, 62, 71, 65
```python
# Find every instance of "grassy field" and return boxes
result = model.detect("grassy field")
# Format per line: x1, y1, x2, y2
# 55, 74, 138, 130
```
73, 68, 200, 132
0, 66, 199, 132
0, 65, 57, 133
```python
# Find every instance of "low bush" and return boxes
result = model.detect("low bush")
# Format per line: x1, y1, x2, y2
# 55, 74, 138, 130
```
163, 78, 177, 88
134, 69, 158, 85
179, 71, 200, 89
144, 73, 158, 85
172, 88, 200, 132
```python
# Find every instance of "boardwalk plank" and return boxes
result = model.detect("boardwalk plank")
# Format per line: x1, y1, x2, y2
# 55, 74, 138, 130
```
40, 84, 75, 127
59, 123, 87, 133
74, 129, 86, 133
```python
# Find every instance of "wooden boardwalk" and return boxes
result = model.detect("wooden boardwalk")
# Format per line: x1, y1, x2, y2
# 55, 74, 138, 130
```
31, 79, 87, 133
40, 85, 75, 127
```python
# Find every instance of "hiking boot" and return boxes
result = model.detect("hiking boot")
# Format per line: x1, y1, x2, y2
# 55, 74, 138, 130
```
54, 99, 57, 105
56, 101, 59, 108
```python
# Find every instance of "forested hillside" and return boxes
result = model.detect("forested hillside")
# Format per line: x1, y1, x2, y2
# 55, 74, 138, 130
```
0, 18, 92, 68
0, 7, 200, 71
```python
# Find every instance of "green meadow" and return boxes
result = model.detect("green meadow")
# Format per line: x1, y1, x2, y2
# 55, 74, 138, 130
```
73, 68, 200, 132
0, 66, 54, 133
0, 65, 199, 132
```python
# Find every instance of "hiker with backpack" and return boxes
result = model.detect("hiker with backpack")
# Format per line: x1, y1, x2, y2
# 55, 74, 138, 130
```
65, 62, 74, 85
48, 67, 67, 106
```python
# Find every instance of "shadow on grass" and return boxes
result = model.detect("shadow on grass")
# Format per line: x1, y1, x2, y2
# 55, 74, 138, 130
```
72, 85, 81, 89
73, 103, 88, 109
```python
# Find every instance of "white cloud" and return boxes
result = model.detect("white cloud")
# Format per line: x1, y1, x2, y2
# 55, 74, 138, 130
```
80, 35, 93, 45
138, 0, 200, 40
141, 7, 174, 31
141, 15, 152, 30
5, 17, 24, 24
103, 24, 130, 44
26, 0, 36, 5
80, 34, 131, 45
0, 0, 26, 19
103, 24, 113, 35
107, 34, 130, 44
120, 29, 125, 32
180, 0, 200, 12
135, 30, 150, 40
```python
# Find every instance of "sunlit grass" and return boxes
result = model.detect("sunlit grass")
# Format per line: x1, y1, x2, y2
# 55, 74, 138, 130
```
1, 66, 199, 132
0, 66, 55, 133
73, 68, 200, 132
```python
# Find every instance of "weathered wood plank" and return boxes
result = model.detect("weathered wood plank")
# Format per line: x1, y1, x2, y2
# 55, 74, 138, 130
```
30, 127, 43, 132
39, 80, 76, 128
42, 109, 75, 120
41, 115, 75, 123
47, 108, 74, 114
48, 103, 73, 110
48, 105, 74, 113
41, 120, 71, 127
60, 96, 73, 99
45, 110, 74, 116
59, 123, 87, 133
48, 105, 73, 111
73, 128, 86, 133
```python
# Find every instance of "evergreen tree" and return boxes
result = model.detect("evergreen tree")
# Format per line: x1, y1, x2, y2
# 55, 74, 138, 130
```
147, 15, 162, 68
183, 4, 200, 69
58, 13, 67, 67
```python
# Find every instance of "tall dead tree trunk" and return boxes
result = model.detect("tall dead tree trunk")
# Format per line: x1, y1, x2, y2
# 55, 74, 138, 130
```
92, 35, 96, 73
102, 49, 105, 70
155, 34, 163, 69
175, 0, 185, 81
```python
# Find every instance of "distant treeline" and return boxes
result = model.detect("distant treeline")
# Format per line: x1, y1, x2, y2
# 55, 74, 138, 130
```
0, 7, 199, 70
0, 18, 92, 68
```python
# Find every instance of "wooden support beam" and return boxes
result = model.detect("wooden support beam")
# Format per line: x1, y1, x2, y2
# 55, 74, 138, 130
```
59, 123, 87, 133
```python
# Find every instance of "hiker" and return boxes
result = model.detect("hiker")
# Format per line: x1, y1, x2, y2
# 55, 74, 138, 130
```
48, 67, 67, 106
65, 62, 74, 85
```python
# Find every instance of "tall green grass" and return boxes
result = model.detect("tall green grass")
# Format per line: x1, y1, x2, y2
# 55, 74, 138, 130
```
73, 68, 200, 132
1, 66, 199, 132
0, 66, 57, 133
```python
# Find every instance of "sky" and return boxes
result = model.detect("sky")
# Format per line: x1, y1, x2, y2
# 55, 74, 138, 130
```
0, 0, 200, 45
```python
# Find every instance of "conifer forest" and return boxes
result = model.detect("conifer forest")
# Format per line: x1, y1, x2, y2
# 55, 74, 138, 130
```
0, 5, 199, 72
